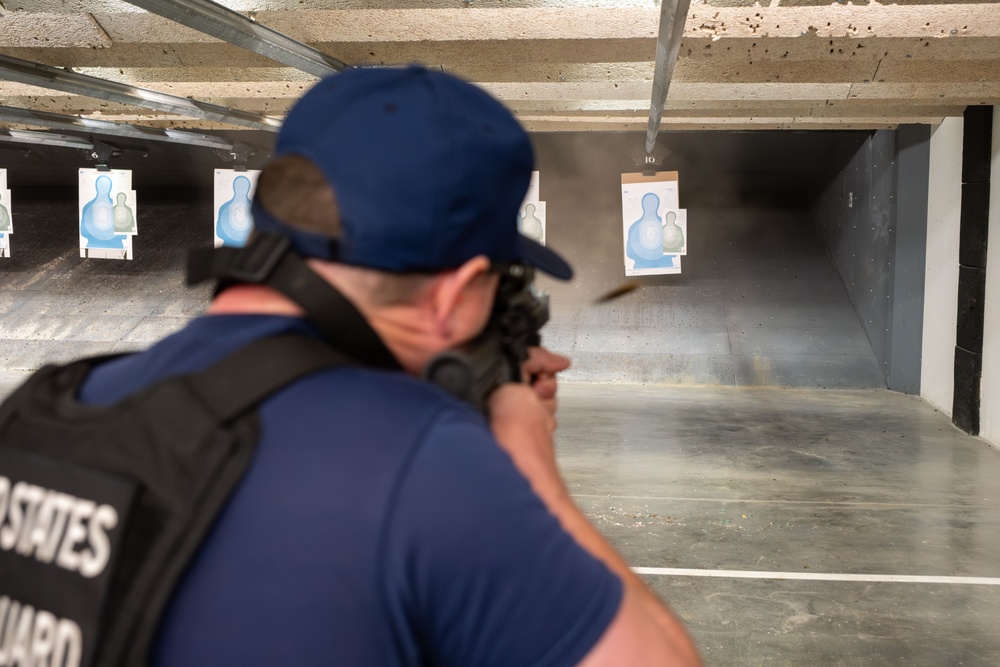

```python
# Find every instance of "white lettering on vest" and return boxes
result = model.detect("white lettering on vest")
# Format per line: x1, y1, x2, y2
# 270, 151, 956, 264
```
29, 493, 75, 565
79, 505, 115, 579
0, 478, 9, 548
0, 597, 82, 667
53, 499, 93, 575
0, 476, 118, 578
14, 485, 45, 558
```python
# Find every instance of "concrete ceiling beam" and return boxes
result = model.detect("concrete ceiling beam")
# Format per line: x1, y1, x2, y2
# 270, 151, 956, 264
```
847, 81, 1000, 103
91, 12, 223, 44
2, 110, 950, 132
682, 4, 1000, 39
47, 114, 932, 132
0, 45, 283, 69
678, 35, 1000, 61
6, 0, 142, 11
14, 6, 1000, 43
262, 8, 655, 42
521, 118, 919, 131
52, 6, 1000, 46
478, 81, 854, 102
675, 58, 879, 83
0, 76, 977, 117
0, 79, 311, 99
6, 38, 997, 76
517, 103, 966, 118
73, 66, 317, 84
0, 79, 873, 104
6, 0, 651, 12
0, 13, 112, 48
678, 56, 1000, 84
0, 91, 299, 116
0, 40, 654, 69
873, 57, 1000, 82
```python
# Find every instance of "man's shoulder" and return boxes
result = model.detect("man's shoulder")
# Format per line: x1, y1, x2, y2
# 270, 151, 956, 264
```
82, 313, 491, 445
274, 363, 485, 434
82, 315, 366, 404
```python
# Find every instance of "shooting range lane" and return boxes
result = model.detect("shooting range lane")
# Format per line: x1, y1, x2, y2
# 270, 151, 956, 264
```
544, 205, 885, 388
532, 132, 886, 390
556, 383, 1000, 666
0, 193, 214, 394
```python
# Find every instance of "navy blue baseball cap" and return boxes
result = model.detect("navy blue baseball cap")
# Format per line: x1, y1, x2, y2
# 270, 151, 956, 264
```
252, 65, 573, 280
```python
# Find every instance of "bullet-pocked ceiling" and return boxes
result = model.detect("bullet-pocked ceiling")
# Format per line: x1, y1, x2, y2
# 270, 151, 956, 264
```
1, 0, 999, 133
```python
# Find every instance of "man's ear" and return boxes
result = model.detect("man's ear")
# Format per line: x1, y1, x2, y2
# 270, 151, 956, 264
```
430, 255, 493, 339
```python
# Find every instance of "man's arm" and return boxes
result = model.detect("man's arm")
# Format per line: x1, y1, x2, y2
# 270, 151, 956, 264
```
489, 349, 702, 667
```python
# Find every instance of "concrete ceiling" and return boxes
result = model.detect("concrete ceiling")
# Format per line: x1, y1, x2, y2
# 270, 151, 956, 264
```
1, 0, 999, 135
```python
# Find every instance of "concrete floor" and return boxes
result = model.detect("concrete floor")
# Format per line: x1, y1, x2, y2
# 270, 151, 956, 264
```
0, 198, 212, 386
558, 383, 1000, 666
2, 377, 996, 666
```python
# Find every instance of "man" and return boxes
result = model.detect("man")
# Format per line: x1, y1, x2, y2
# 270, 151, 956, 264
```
80, 65, 701, 666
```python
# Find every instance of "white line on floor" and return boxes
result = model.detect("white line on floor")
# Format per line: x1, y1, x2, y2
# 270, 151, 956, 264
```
575, 494, 992, 509
632, 567, 1000, 585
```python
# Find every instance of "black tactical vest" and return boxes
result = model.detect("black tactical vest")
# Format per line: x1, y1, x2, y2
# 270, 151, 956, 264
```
0, 334, 352, 667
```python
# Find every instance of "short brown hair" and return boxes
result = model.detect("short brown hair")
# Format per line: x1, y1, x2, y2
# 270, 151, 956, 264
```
255, 155, 341, 237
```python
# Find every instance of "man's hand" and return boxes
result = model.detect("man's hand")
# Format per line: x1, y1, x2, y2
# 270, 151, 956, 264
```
488, 346, 569, 484
488, 383, 559, 488
522, 346, 570, 416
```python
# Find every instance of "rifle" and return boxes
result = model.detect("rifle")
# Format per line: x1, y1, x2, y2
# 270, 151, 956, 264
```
423, 264, 549, 413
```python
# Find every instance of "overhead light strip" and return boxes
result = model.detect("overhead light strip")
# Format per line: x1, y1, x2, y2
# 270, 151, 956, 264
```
645, 0, 691, 153
0, 129, 95, 150
0, 104, 236, 151
123, 0, 348, 78
0, 54, 282, 132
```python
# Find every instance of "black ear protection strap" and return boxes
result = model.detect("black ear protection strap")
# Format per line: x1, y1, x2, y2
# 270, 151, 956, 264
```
187, 233, 401, 371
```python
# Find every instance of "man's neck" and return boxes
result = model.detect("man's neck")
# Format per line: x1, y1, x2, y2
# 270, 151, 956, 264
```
207, 284, 432, 377
207, 284, 305, 317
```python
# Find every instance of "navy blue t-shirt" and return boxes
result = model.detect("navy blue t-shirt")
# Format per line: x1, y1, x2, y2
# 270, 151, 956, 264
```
79, 315, 622, 667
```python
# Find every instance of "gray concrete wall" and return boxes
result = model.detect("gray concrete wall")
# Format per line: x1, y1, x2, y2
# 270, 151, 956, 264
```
813, 131, 897, 383
812, 128, 930, 394
889, 125, 930, 394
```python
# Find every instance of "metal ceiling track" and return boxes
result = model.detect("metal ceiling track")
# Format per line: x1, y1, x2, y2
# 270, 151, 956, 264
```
0, 129, 94, 150
123, 0, 349, 78
0, 54, 282, 132
645, 0, 692, 154
0, 105, 236, 151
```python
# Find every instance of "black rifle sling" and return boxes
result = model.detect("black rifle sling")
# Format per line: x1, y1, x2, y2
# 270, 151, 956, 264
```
0, 334, 355, 667
186, 236, 401, 373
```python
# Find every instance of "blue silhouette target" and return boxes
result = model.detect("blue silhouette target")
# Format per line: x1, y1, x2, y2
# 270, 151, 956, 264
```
81, 175, 125, 249
79, 169, 135, 259
621, 172, 684, 276
0, 171, 10, 257
214, 170, 260, 247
